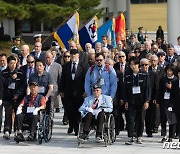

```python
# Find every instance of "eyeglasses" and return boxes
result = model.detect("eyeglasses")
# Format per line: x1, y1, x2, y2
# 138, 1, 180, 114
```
141, 64, 148, 66
151, 60, 156, 61
158, 55, 165, 57
119, 56, 125, 58
96, 59, 103, 62
35, 46, 40, 47
64, 55, 70, 58
130, 38, 134, 39
27, 61, 34, 64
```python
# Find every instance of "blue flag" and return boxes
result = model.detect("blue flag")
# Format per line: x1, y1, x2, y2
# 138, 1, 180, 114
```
79, 16, 98, 51
98, 18, 116, 48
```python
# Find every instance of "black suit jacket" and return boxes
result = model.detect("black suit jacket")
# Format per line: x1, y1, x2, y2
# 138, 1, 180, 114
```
0, 72, 3, 100
59, 60, 89, 98
170, 78, 180, 114
149, 66, 165, 100
114, 62, 131, 77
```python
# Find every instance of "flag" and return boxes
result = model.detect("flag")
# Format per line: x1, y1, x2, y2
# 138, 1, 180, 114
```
115, 13, 126, 43
97, 18, 116, 48
54, 11, 79, 49
79, 16, 98, 51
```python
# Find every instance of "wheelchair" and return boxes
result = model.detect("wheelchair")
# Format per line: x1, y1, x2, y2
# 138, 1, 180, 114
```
14, 110, 53, 144
77, 110, 116, 147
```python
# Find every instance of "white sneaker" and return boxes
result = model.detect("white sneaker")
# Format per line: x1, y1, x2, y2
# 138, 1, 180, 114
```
95, 136, 103, 143
125, 137, 134, 145
3, 131, 10, 140
136, 137, 143, 144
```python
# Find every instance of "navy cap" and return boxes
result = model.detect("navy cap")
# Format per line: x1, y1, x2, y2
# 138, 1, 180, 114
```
93, 84, 101, 89
70, 49, 79, 54
157, 50, 166, 56
29, 81, 39, 86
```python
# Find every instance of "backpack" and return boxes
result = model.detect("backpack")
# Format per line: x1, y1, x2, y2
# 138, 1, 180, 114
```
90, 64, 111, 75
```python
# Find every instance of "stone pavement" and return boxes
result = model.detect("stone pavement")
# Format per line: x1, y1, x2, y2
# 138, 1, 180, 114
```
0, 108, 179, 154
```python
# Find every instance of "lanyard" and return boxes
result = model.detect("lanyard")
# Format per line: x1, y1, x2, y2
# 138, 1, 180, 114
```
132, 73, 139, 86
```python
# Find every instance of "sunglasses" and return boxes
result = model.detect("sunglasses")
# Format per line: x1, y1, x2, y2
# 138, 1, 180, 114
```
119, 56, 125, 58
27, 61, 34, 64
64, 55, 70, 58
96, 59, 103, 62
141, 64, 148, 66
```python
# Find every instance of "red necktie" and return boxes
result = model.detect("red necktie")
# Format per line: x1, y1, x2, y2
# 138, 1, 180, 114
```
92, 99, 99, 109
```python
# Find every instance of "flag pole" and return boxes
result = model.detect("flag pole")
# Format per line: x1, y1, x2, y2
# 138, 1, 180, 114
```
42, 11, 78, 44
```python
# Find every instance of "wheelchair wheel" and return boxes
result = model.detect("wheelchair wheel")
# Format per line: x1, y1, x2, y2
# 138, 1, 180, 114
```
103, 122, 108, 147
107, 114, 116, 144
42, 114, 52, 142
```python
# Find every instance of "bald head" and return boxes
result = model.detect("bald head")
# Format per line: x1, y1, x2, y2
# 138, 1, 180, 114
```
21, 44, 30, 57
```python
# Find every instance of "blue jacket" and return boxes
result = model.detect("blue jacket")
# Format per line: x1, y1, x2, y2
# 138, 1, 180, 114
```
85, 65, 117, 98
79, 94, 113, 118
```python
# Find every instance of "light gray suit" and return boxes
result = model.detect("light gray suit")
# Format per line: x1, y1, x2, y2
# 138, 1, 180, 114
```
46, 62, 62, 109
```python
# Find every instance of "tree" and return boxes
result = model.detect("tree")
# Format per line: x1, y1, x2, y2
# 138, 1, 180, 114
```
0, 0, 104, 34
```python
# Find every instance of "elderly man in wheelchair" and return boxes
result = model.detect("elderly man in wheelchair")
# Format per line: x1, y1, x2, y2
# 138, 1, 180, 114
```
78, 84, 113, 143
15, 81, 46, 142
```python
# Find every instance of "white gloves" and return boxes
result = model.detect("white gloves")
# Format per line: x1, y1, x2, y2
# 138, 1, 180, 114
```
33, 108, 40, 115
85, 107, 93, 113
16, 107, 22, 115
0, 100, 2, 106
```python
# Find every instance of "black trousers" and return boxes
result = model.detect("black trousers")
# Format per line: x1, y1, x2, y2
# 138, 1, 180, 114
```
63, 96, 83, 133
145, 102, 155, 135
113, 103, 126, 133
175, 113, 180, 137
3, 100, 19, 134
0, 104, 2, 132
83, 112, 105, 135
127, 105, 144, 137
16, 113, 39, 135
61, 97, 68, 123
160, 107, 176, 138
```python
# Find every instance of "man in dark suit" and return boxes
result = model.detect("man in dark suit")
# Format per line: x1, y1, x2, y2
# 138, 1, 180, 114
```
149, 55, 165, 133
157, 51, 168, 69
140, 58, 156, 137
165, 44, 178, 64
114, 51, 130, 77
129, 34, 141, 51
20, 55, 36, 84
19, 45, 30, 66
59, 49, 89, 136
101, 35, 113, 50
0, 72, 3, 133
30, 42, 46, 63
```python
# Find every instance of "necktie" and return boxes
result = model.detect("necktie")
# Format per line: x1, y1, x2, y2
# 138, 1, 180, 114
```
29, 68, 32, 77
97, 68, 102, 84
120, 64, 124, 73
72, 62, 76, 74
168, 57, 171, 62
92, 99, 99, 109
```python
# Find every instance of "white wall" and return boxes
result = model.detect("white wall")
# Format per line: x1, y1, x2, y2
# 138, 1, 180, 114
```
3, 18, 15, 37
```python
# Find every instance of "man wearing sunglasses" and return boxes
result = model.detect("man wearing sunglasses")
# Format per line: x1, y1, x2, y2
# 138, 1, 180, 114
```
85, 52, 117, 99
20, 55, 36, 84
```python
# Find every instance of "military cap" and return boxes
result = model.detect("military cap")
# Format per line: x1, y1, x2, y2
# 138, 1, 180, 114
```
33, 34, 42, 38
93, 84, 101, 89
29, 81, 39, 86
70, 49, 79, 54
12, 36, 21, 41
138, 27, 143, 30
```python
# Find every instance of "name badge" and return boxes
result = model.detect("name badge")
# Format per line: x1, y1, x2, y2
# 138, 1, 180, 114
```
132, 86, 141, 94
38, 86, 45, 93
100, 79, 104, 85
27, 107, 35, 113
164, 92, 170, 100
168, 107, 172, 112
8, 83, 15, 89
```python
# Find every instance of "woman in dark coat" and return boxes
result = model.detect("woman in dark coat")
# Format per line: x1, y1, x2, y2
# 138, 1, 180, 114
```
157, 64, 177, 142
170, 68, 180, 142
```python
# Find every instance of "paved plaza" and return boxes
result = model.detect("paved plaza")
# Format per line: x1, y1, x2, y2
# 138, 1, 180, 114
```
0, 108, 179, 154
